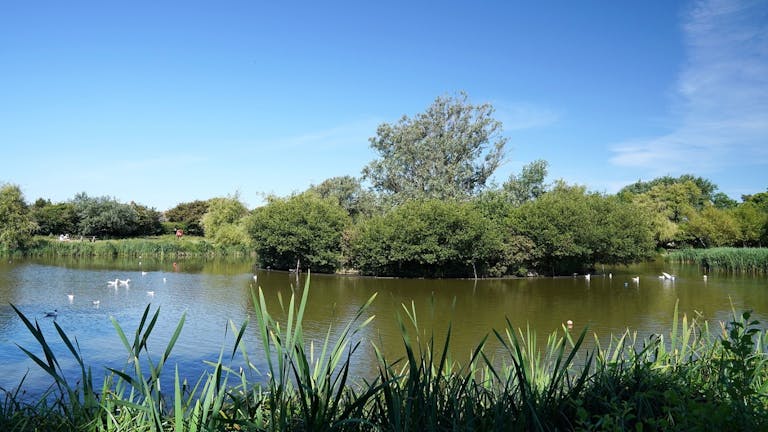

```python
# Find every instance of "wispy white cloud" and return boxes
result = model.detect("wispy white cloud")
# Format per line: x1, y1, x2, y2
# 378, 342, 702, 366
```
494, 102, 560, 131
264, 117, 382, 150
611, 0, 768, 173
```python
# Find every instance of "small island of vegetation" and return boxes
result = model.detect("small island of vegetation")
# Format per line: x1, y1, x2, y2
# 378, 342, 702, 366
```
2, 93, 766, 277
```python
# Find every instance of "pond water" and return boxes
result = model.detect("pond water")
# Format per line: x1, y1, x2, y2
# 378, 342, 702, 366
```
0, 257, 766, 396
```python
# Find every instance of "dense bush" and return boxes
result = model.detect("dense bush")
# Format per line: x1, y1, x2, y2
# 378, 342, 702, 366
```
510, 183, 656, 275
248, 193, 350, 273
348, 199, 515, 277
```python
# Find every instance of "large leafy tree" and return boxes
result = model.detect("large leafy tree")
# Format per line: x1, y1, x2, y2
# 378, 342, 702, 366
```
502, 159, 549, 206
165, 200, 210, 236
362, 92, 506, 202
248, 193, 350, 273
619, 174, 718, 209
348, 200, 516, 278
30, 199, 78, 235
307, 176, 378, 220
72, 193, 138, 238
130, 202, 164, 237
0, 183, 36, 251
510, 183, 655, 275
201, 195, 250, 246
682, 205, 741, 248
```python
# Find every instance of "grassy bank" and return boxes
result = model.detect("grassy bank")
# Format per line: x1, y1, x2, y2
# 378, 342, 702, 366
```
2, 277, 767, 431
14, 235, 255, 259
666, 247, 768, 273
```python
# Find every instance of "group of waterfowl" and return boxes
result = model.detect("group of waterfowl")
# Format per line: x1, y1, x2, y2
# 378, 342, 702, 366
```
45, 270, 165, 318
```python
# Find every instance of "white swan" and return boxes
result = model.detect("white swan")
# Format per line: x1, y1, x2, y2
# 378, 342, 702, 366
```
107, 279, 118, 287
67, 293, 74, 302
141, 271, 148, 276
118, 278, 131, 286
146, 291, 155, 296
585, 274, 590, 281
44, 309, 58, 317
92, 300, 100, 305
631, 276, 640, 283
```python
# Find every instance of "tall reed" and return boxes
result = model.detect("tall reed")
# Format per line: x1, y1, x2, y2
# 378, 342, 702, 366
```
20, 236, 253, 259
667, 247, 768, 273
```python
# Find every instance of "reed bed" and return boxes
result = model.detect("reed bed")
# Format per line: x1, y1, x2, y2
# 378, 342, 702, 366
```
667, 247, 768, 273
20, 236, 254, 259
2, 277, 768, 431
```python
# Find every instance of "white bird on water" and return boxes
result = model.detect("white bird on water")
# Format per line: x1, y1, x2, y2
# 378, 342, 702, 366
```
141, 271, 148, 276
107, 279, 118, 287
44, 309, 58, 318
118, 278, 131, 286
67, 293, 74, 303
631, 276, 640, 283
92, 300, 100, 305
146, 291, 155, 297
584, 274, 590, 281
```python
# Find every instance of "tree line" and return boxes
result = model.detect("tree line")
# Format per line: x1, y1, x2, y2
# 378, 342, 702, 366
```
2, 93, 767, 276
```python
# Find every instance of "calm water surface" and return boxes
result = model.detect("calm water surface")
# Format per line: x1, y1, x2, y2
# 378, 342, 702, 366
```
1, 257, 766, 395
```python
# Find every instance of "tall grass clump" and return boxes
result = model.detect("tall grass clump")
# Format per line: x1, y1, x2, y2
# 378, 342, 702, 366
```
2, 281, 768, 430
667, 247, 768, 273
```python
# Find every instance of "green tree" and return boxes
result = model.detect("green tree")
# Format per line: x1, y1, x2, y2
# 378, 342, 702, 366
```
348, 200, 515, 277
30, 199, 78, 236
362, 92, 506, 202
201, 195, 250, 246
682, 205, 741, 247
0, 184, 36, 251
712, 192, 738, 209
742, 190, 768, 212
248, 194, 350, 273
72, 193, 138, 238
307, 176, 379, 220
165, 200, 210, 236
732, 202, 767, 247
510, 183, 655, 275
502, 159, 549, 205
619, 174, 717, 209
130, 202, 163, 237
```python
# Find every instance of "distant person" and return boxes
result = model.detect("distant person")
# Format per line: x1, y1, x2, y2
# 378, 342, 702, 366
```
176, 228, 183, 239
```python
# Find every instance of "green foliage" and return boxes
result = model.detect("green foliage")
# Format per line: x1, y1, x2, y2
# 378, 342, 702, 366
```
22, 236, 252, 258
742, 189, 768, 212
164, 199, 210, 236
249, 193, 350, 273
682, 204, 741, 248
619, 174, 718, 209
733, 202, 768, 247
307, 175, 379, 221
201, 194, 251, 247
348, 199, 514, 277
71, 193, 141, 238
510, 183, 655, 275
362, 92, 506, 203
29, 199, 78, 236
502, 159, 549, 206
0, 183, 36, 251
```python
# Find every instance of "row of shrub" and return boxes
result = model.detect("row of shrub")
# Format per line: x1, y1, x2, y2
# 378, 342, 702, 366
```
666, 247, 768, 273
3, 279, 767, 431
249, 185, 657, 277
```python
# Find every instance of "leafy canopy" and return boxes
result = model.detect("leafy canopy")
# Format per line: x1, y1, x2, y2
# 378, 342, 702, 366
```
362, 92, 506, 202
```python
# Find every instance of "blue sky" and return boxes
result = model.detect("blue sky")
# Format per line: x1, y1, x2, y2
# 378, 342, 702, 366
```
1, 0, 766, 211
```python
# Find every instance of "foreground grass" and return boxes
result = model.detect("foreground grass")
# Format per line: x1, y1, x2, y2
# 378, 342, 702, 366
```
14, 235, 254, 259
2, 276, 768, 431
666, 247, 768, 274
